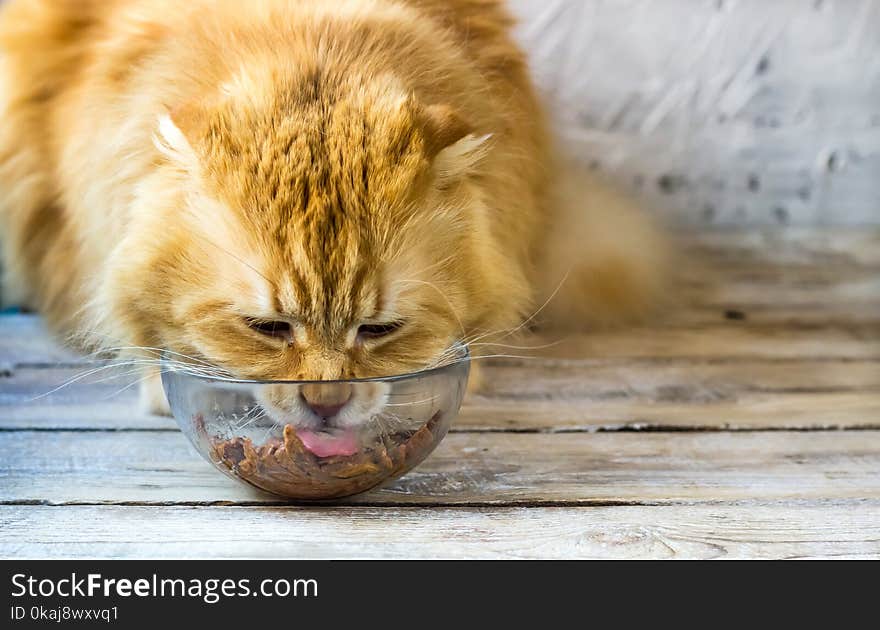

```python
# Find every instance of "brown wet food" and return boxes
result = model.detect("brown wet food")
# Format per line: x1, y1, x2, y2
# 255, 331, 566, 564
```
210, 413, 442, 499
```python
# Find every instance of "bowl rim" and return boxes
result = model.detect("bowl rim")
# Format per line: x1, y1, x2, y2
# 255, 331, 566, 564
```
160, 344, 470, 386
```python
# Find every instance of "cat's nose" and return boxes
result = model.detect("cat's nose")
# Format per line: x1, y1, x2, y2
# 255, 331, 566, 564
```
303, 400, 347, 419
300, 383, 353, 419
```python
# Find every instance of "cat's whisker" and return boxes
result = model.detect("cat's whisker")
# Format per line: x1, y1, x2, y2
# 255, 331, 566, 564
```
383, 395, 439, 407
467, 338, 568, 352
373, 409, 411, 440
100, 366, 183, 400
200, 236, 275, 288
231, 405, 265, 431
100, 346, 216, 368
261, 418, 283, 445
384, 390, 441, 400
424, 347, 544, 371
24, 360, 163, 402
492, 268, 573, 343
89, 364, 162, 386
229, 408, 251, 431
396, 278, 466, 338
26, 354, 238, 403
373, 414, 391, 440
60, 337, 223, 374
465, 354, 540, 362
439, 269, 574, 356
67, 330, 230, 379
396, 254, 457, 282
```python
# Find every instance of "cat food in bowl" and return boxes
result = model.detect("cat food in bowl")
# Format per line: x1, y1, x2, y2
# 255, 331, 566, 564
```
161, 349, 469, 499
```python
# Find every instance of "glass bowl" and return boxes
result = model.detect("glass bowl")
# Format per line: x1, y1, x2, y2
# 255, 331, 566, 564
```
161, 349, 469, 499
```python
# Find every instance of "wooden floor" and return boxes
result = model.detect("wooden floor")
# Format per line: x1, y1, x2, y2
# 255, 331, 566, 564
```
1, 228, 879, 559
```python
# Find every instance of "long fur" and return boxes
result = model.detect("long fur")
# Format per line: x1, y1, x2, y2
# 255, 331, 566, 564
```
0, 0, 669, 414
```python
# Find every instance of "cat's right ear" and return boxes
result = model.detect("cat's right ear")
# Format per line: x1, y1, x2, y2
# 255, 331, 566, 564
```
153, 106, 201, 172
420, 104, 492, 184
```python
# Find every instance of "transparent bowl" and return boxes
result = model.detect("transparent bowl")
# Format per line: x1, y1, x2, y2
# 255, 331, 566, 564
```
161, 349, 469, 499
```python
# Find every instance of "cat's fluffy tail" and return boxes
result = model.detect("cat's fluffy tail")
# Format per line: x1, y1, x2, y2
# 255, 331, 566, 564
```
535, 161, 672, 330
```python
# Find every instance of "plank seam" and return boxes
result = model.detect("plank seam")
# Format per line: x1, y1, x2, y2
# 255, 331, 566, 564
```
2, 425, 880, 434
4, 498, 880, 509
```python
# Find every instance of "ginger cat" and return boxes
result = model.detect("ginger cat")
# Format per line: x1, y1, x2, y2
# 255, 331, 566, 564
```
0, 0, 668, 430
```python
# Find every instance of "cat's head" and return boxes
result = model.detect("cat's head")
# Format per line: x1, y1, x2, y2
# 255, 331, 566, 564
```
102, 73, 521, 431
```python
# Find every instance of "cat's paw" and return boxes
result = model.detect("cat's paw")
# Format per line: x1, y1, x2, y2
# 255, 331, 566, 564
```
139, 369, 171, 416
466, 361, 486, 395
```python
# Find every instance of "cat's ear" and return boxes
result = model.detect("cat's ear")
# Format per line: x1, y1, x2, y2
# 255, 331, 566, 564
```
420, 104, 492, 182
153, 103, 203, 171
420, 104, 472, 156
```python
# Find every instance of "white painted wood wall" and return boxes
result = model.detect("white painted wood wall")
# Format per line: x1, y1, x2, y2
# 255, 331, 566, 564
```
509, 0, 880, 225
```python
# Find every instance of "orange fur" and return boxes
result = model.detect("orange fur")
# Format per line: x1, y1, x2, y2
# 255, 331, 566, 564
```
0, 0, 669, 413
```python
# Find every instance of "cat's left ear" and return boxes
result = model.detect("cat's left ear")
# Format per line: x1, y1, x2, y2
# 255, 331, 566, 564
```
153, 103, 203, 172
420, 104, 492, 182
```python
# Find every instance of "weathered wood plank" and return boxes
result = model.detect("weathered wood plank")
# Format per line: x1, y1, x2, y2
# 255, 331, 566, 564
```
680, 229, 880, 267
2, 502, 877, 559
674, 304, 880, 326
463, 392, 880, 431
532, 325, 880, 361
0, 366, 177, 430
8, 392, 872, 432
2, 430, 878, 505
0, 315, 76, 366
2, 360, 878, 431
464, 358, 880, 430
480, 358, 880, 398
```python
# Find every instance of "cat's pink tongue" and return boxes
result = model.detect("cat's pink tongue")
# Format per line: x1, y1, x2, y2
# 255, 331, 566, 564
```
297, 428, 360, 458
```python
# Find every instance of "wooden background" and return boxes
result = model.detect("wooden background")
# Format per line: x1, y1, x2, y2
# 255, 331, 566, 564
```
510, 0, 880, 226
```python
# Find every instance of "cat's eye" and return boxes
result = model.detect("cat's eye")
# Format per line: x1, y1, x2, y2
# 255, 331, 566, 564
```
357, 321, 404, 340
246, 318, 292, 341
